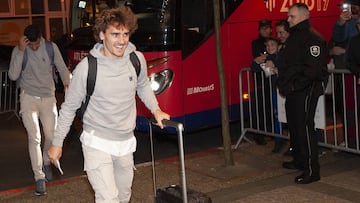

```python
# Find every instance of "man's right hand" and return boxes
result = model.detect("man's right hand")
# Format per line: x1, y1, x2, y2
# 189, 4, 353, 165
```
339, 10, 352, 25
254, 53, 267, 64
48, 145, 63, 166
19, 36, 29, 52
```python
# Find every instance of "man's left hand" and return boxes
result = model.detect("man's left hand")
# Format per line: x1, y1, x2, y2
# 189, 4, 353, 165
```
153, 109, 170, 129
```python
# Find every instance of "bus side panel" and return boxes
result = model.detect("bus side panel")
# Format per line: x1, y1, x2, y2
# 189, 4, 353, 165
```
225, 21, 255, 98
182, 34, 222, 128
221, 21, 256, 122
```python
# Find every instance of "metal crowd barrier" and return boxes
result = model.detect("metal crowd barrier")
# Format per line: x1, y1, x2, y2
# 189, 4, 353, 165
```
0, 68, 19, 120
235, 67, 360, 155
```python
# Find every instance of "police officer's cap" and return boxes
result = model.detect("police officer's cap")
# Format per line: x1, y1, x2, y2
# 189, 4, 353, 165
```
258, 20, 272, 29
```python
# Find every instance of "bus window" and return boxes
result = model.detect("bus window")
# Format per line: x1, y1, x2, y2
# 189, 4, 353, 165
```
181, 0, 243, 58
130, 0, 181, 52
182, 0, 214, 58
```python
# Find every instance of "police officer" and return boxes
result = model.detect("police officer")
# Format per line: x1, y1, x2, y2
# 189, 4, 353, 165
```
277, 3, 328, 184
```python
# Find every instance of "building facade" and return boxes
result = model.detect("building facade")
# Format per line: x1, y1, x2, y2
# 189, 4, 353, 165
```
0, 0, 70, 46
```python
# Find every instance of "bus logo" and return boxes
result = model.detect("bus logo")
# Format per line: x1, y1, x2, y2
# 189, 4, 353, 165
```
265, 0, 276, 12
187, 84, 215, 95
275, 0, 331, 13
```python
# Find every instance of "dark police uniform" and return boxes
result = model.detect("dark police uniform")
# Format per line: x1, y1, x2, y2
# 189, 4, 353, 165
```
277, 19, 328, 183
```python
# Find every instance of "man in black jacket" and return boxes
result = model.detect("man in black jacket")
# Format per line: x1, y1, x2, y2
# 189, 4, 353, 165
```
277, 3, 328, 184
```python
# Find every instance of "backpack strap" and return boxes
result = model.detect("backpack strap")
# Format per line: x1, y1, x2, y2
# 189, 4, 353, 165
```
22, 49, 28, 70
129, 51, 141, 77
77, 54, 97, 120
45, 40, 55, 66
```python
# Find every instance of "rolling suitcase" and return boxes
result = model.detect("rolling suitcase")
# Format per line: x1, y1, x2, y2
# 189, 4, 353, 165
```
148, 119, 212, 203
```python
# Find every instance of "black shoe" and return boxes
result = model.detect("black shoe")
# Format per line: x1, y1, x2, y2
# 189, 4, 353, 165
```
43, 165, 53, 181
254, 136, 267, 145
294, 173, 320, 184
272, 141, 283, 153
282, 161, 303, 170
34, 179, 47, 196
283, 147, 293, 156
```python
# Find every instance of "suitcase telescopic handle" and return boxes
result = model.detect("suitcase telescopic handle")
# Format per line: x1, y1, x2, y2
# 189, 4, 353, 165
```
150, 118, 184, 132
148, 117, 188, 203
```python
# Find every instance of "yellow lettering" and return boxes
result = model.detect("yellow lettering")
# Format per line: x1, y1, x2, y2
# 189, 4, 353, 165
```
280, 0, 290, 12
305, 0, 315, 11
322, 0, 329, 11
280, 0, 329, 12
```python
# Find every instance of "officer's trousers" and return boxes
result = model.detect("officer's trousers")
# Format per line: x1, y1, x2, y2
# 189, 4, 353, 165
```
285, 87, 320, 177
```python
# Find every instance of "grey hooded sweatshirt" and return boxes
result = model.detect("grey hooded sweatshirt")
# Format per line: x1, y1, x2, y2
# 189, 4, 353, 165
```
8, 37, 70, 97
53, 42, 159, 147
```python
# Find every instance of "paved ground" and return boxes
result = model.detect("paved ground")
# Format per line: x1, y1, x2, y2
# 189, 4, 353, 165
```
1, 138, 360, 203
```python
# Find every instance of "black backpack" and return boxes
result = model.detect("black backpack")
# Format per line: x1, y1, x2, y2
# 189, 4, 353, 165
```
76, 51, 141, 119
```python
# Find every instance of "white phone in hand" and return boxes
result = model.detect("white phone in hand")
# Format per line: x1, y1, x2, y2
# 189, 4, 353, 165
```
56, 160, 64, 175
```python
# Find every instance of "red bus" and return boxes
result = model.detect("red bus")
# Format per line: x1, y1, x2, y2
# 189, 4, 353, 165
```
68, 0, 341, 132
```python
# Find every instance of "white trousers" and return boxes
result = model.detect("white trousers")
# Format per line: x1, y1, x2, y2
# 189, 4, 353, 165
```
82, 145, 135, 203
20, 91, 57, 181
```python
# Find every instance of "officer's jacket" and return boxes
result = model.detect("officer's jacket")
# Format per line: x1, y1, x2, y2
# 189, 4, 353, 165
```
277, 19, 328, 96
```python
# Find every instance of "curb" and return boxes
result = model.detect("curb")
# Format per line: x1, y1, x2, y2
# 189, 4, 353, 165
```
0, 147, 222, 197
0, 175, 87, 196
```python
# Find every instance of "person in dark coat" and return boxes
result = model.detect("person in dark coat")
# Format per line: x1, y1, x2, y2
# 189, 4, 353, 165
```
274, 19, 292, 155
332, 0, 360, 148
347, 17, 360, 78
250, 19, 272, 145
277, 3, 328, 184
252, 20, 272, 54
345, 18, 360, 145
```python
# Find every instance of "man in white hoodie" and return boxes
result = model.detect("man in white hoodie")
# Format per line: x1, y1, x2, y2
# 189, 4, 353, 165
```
48, 6, 170, 203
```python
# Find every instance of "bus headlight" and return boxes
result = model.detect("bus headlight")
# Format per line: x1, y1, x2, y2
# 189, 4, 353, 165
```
149, 69, 174, 95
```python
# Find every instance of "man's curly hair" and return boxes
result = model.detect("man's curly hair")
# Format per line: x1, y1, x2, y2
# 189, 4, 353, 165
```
93, 6, 138, 43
